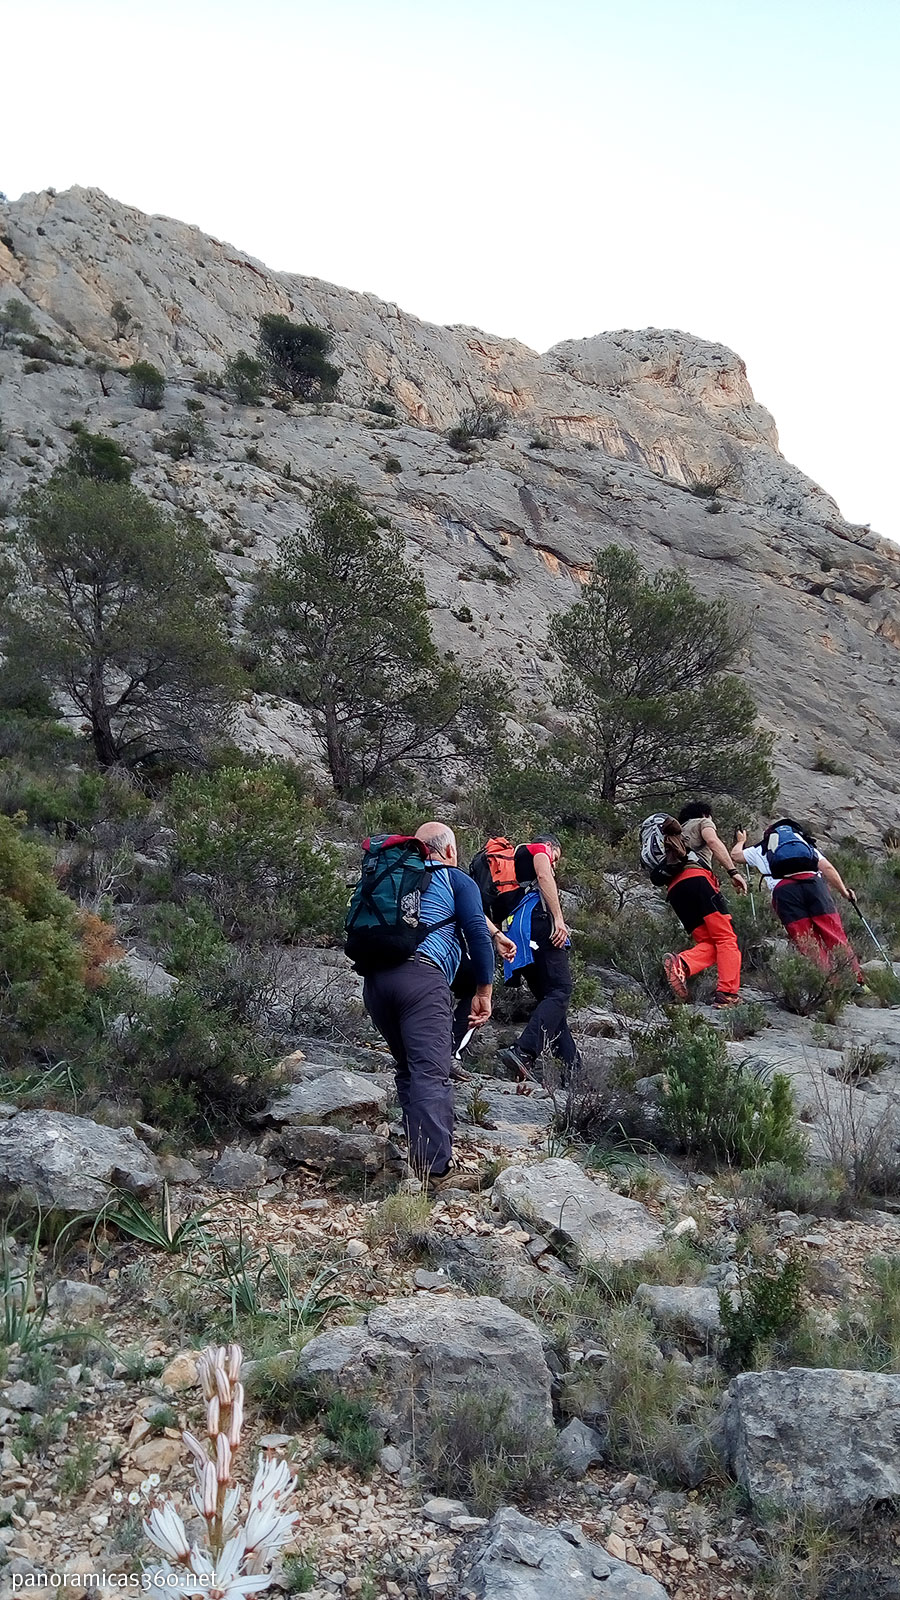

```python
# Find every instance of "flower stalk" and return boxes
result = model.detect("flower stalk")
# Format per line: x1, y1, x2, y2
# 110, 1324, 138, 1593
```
142, 1343, 298, 1599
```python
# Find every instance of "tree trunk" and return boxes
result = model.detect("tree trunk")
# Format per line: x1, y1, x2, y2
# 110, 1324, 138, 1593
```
322, 704, 351, 797
88, 663, 118, 766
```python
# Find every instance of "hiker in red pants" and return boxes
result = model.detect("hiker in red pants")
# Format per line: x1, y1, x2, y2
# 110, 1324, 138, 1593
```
663, 803, 748, 1008
733, 821, 863, 978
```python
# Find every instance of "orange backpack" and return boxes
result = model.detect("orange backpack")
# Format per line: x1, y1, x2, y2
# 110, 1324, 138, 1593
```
469, 836, 519, 913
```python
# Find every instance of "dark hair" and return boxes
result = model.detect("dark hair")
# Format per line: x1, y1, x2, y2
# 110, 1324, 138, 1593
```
678, 801, 713, 824
533, 833, 561, 851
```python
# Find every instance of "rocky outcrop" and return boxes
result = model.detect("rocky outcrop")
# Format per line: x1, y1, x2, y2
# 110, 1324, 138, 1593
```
456, 1506, 670, 1600
259, 1072, 387, 1126
297, 1293, 553, 1440
716, 1368, 900, 1516
0, 1110, 162, 1212
492, 1159, 665, 1265
3, 186, 900, 836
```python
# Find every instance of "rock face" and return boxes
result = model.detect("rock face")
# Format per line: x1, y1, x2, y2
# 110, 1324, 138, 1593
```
1, 186, 900, 838
0, 1110, 162, 1212
297, 1293, 553, 1439
458, 1506, 670, 1600
493, 1159, 665, 1265
716, 1368, 900, 1516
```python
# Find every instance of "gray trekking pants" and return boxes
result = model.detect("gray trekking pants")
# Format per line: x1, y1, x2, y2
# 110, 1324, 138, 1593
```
363, 955, 454, 1176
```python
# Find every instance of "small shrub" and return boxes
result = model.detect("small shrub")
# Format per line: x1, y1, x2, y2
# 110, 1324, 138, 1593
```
224, 350, 266, 404
322, 1394, 379, 1476
446, 400, 509, 451
111, 300, 132, 340
720, 1249, 807, 1372
22, 360, 47, 374
112, 978, 277, 1136
367, 397, 396, 417
282, 1553, 317, 1595
0, 299, 38, 345
128, 360, 166, 409
631, 1011, 806, 1169
0, 815, 93, 1066
567, 1304, 718, 1480
717, 999, 769, 1040
836, 1043, 889, 1083
768, 940, 859, 1021
741, 1161, 848, 1218
366, 1192, 433, 1258
424, 1389, 555, 1514
813, 748, 853, 778
863, 964, 900, 1006
383, 456, 402, 473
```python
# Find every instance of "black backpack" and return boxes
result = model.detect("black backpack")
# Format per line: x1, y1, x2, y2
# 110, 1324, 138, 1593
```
344, 835, 452, 975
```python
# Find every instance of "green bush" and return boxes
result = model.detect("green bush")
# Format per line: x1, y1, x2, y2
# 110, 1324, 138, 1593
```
0, 301, 38, 346
257, 316, 340, 402
128, 361, 166, 409
0, 815, 91, 1065
720, 1250, 807, 1372
446, 401, 509, 451
167, 765, 341, 941
631, 1010, 806, 1169
321, 1394, 379, 1476
64, 430, 133, 484
424, 1389, 555, 1514
112, 974, 277, 1135
223, 350, 266, 404
767, 940, 859, 1021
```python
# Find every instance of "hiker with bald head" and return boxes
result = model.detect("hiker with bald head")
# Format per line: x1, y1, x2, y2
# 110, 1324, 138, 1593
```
344, 819, 494, 1189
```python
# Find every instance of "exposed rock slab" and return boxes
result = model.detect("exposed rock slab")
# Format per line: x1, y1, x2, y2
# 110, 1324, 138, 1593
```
716, 1368, 900, 1515
493, 1159, 664, 1265
260, 1072, 387, 1126
275, 1124, 402, 1178
297, 1293, 553, 1440
0, 1110, 162, 1213
634, 1285, 724, 1347
457, 1506, 670, 1599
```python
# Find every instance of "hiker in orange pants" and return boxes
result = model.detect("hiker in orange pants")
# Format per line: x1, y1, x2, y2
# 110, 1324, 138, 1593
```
665, 865, 746, 1008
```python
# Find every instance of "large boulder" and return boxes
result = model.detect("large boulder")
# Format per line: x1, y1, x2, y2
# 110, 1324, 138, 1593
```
297, 1293, 552, 1440
493, 1159, 664, 1265
457, 1506, 670, 1600
259, 1072, 387, 1126
716, 1368, 900, 1516
0, 1110, 162, 1213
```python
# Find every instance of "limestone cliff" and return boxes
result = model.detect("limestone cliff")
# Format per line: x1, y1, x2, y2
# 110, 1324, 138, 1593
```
1, 185, 899, 839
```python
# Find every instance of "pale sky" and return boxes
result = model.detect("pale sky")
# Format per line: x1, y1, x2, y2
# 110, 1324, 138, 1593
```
6, 0, 899, 539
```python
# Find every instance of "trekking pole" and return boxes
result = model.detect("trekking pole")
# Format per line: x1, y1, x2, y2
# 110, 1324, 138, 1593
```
850, 900, 893, 966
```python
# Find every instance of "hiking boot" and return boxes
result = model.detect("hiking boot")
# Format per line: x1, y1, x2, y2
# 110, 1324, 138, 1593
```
664, 953, 690, 1001
424, 1160, 489, 1194
449, 1060, 472, 1082
712, 991, 742, 1008
499, 1046, 537, 1082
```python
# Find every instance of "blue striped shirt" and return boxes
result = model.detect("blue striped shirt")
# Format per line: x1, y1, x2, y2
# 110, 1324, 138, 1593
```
417, 865, 494, 986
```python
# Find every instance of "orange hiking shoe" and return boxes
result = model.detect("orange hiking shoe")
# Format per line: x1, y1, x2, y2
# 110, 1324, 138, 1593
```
664, 953, 690, 1001
712, 991, 742, 1008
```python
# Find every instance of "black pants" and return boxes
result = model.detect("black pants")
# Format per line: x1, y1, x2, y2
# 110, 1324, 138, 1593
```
516, 907, 578, 1068
363, 957, 453, 1176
